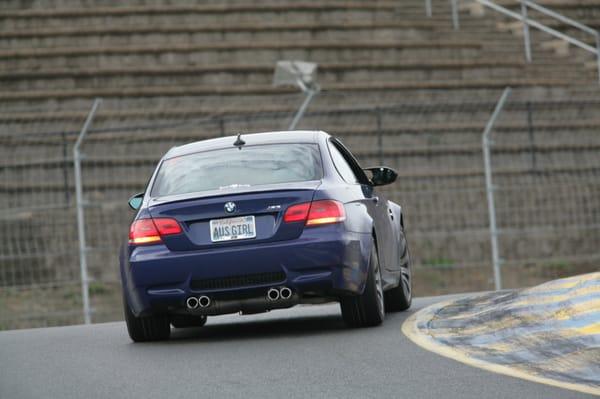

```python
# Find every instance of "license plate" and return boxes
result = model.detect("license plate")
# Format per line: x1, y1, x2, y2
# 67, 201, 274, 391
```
210, 215, 256, 242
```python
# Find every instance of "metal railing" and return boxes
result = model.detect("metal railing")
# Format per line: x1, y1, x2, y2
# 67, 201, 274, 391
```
430, 0, 600, 84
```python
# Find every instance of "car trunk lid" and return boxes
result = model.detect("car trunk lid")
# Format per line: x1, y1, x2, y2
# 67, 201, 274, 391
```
148, 181, 319, 251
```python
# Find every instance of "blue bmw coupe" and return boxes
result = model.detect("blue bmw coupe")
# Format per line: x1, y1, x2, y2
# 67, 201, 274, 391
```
121, 131, 412, 341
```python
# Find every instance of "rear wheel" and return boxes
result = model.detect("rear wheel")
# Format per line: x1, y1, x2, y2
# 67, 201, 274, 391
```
384, 246, 412, 312
123, 295, 170, 342
340, 239, 385, 327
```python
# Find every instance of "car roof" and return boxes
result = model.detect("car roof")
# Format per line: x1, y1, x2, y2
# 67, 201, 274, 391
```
164, 130, 330, 159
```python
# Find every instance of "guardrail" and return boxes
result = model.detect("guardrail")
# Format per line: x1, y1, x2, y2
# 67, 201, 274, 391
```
429, 0, 600, 85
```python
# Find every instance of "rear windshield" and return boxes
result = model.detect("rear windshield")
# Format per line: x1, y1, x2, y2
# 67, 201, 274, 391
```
151, 143, 322, 197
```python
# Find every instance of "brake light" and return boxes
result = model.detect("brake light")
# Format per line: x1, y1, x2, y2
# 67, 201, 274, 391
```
283, 202, 311, 223
129, 218, 182, 245
283, 200, 345, 226
306, 200, 346, 225
153, 218, 183, 235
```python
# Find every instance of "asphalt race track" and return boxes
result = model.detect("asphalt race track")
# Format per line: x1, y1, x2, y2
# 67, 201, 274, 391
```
0, 295, 596, 399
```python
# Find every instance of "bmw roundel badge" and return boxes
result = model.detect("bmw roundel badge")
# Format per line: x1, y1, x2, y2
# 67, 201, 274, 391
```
224, 201, 236, 214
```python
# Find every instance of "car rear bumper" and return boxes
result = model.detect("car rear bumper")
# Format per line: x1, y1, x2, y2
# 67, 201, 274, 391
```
120, 226, 372, 316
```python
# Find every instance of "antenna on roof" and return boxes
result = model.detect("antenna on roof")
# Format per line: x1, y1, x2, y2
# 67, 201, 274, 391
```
233, 133, 246, 149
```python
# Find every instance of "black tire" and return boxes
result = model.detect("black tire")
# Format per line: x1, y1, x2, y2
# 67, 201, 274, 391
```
340, 239, 385, 327
123, 295, 170, 342
384, 246, 412, 312
171, 314, 208, 329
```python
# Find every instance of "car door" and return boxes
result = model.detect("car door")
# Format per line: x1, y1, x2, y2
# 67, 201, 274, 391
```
327, 139, 397, 276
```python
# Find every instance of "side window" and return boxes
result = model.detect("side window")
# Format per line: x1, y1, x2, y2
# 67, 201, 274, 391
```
328, 141, 359, 184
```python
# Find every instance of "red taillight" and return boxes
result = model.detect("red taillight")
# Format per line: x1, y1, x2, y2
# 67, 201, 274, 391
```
129, 218, 182, 245
283, 202, 311, 223
153, 218, 183, 236
129, 219, 161, 245
283, 200, 345, 226
306, 200, 346, 226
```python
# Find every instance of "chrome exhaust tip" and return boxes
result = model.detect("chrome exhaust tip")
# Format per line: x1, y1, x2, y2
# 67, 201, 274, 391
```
186, 296, 199, 309
280, 287, 293, 300
267, 288, 280, 301
198, 296, 211, 308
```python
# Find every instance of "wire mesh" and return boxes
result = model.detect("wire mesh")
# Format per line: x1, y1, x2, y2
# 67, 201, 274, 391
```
488, 91, 600, 288
0, 106, 89, 329
1, 87, 599, 329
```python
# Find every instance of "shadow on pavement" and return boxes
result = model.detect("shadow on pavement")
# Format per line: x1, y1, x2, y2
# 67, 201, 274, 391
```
145, 307, 412, 345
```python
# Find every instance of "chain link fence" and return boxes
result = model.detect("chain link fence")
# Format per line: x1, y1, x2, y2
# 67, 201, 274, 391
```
486, 91, 600, 288
1, 105, 90, 329
1, 88, 599, 329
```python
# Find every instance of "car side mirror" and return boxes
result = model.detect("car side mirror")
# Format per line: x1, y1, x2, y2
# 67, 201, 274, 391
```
128, 192, 144, 210
364, 167, 398, 186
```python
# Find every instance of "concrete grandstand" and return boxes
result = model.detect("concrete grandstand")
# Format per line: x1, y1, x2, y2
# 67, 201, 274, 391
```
1, 0, 599, 327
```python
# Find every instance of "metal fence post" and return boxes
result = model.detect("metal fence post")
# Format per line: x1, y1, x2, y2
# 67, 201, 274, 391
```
289, 84, 319, 130
526, 101, 537, 171
521, 1, 532, 62
451, 0, 460, 30
596, 31, 600, 85
74, 98, 102, 324
376, 107, 384, 165
62, 131, 70, 205
482, 87, 511, 291
425, 0, 432, 17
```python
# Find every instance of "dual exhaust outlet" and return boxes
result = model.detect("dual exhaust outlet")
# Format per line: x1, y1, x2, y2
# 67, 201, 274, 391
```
186, 295, 211, 310
267, 287, 293, 301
